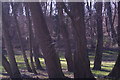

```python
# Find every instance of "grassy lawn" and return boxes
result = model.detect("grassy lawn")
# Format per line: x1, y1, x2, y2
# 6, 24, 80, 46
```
1, 49, 118, 79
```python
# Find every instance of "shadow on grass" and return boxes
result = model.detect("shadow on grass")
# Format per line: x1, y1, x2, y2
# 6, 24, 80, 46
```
101, 65, 114, 68
1, 73, 9, 76
100, 69, 110, 72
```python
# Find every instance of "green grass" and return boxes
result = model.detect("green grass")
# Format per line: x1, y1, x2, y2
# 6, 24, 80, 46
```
1, 50, 118, 79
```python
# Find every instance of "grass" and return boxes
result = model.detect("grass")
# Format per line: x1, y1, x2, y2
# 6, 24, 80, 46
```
1, 49, 118, 79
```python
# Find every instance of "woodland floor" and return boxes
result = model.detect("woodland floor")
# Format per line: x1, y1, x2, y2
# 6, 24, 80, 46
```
0, 49, 119, 79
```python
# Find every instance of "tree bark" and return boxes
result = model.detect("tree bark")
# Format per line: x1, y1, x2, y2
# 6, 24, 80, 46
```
107, 2, 120, 79
73, 3, 94, 78
29, 2, 65, 78
25, 4, 37, 74
57, 3, 74, 72
2, 14, 21, 78
106, 2, 117, 44
33, 36, 44, 70
62, 2, 95, 78
2, 54, 12, 77
93, 2, 103, 70
11, 3, 32, 72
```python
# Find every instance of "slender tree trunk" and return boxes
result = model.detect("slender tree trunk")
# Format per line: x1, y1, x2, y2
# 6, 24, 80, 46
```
11, 3, 32, 72
25, 3, 44, 71
106, 2, 117, 44
34, 55, 44, 70
29, 2, 65, 78
29, 40, 37, 75
2, 16, 21, 78
87, 2, 95, 49
25, 4, 37, 74
2, 54, 12, 77
107, 2, 120, 78
57, 3, 74, 72
93, 2, 103, 70
33, 36, 44, 70
105, 17, 112, 47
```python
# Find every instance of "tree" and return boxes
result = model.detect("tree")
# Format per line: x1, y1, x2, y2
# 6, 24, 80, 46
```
32, 36, 44, 70
11, 3, 32, 72
25, 4, 37, 74
24, 3, 44, 70
86, 2, 96, 50
2, 54, 12, 77
62, 2, 95, 78
57, 2, 74, 72
71, 3, 94, 78
107, 2, 120, 79
2, 5, 21, 77
106, 2, 117, 44
93, 2, 103, 70
29, 2, 65, 78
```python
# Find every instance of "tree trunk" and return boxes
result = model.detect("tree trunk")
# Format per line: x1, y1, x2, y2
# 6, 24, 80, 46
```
70, 3, 94, 78
29, 2, 65, 78
57, 3, 74, 72
25, 4, 37, 74
2, 54, 12, 77
108, 53, 120, 78
87, 2, 96, 50
34, 56, 44, 70
107, 2, 120, 78
93, 2, 103, 70
106, 2, 117, 44
62, 2, 95, 78
11, 3, 32, 72
74, 3, 94, 78
33, 38, 44, 70
2, 15, 21, 78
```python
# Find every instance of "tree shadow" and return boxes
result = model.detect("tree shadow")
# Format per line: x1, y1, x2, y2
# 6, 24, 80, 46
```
100, 69, 110, 72
1, 73, 9, 76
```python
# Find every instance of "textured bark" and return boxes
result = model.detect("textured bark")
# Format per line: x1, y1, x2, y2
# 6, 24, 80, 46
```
108, 2, 120, 79
29, 2, 65, 78
11, 3, 32, 72
57, 3, 74, 72
93, 2, 103, 70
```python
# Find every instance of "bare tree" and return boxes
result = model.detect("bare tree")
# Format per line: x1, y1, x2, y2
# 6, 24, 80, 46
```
25, 3, 37, 74
2, 6, 21, 77
106, 2, 117, 44
107, 2, 120, 78
93, 2, 103, 70
29, 2, 65, 78
57, 2, 74, 72
11, 3, 32, 72
61, 2, 95, 78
